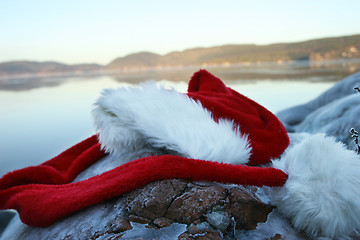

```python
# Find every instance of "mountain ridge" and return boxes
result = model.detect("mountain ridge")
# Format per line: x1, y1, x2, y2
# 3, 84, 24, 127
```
1, 34, 360, 77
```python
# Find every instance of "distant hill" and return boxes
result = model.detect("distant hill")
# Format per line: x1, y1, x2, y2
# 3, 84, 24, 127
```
1, 34, 360, 77
107, 34, 360, 70
0, 61, 102, 77
107, 52, 161, 69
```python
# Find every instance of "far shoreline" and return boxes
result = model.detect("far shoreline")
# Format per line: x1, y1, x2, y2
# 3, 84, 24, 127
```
0, 58, 359, 91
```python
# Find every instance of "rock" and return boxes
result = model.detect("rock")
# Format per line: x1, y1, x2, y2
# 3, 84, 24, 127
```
106, 218, 132, 234
178, 229, 224, 240
277, 71, 360, 133
178, 221, 224, 240
120, 222, 187, 239
126, 179, 185, 220
153, 217, 173, 228
165, 185, 227, 224
206, 211, 230, 232
128, 215, 151, 225
187, 221, 212, 233
295, 94, 360, 147
226, 187, 273, 230
235, 210, 310, 239
269, 233, 284, 240
277, 71, 360, 149
0, 210, 15, 236
0, 173, 274, 239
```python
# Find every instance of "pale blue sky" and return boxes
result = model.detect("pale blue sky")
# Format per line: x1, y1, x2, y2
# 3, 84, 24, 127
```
1, 0, 359, 65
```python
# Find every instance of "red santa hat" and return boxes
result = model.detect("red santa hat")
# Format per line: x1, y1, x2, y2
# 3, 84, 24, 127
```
0, 70, 359, 239
93, 69, 289, 166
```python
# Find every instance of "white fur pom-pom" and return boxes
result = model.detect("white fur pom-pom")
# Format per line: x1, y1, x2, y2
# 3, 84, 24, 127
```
271, 134, 360, 239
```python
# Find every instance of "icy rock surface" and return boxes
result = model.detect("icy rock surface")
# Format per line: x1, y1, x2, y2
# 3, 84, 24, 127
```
0, 146, 274, 240
277, 71, 360, 146
0, 178, 273, 239
2, 164, 338, 240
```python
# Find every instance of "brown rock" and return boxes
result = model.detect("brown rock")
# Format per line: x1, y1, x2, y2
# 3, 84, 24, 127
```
269, 233, 284, 240
226, 186, 273, 230
166, 185, 227, 224
171, 179, 189, 192
128, 215, 151, 225
178, 229, 224, 240
187, 222, 212, 234
127, 179, 186, 220
153, 217, 173, 228
125, 180, 273, 234
106, 218, 132, 234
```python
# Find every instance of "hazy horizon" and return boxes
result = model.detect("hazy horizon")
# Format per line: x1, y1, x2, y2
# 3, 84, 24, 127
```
1, 0, 360, 65
1, 33, 360, 66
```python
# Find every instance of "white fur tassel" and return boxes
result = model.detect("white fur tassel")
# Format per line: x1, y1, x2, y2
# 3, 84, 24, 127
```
271, 134, 360, 239
92, 82, 251, 165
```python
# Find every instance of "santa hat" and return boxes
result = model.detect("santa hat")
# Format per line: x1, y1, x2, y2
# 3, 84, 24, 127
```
0, 70, 359, 239
93, 69, 288, 166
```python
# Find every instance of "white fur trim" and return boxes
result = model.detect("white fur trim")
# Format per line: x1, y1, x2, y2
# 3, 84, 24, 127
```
271, 134, 360, 238
92, 82, 251, 165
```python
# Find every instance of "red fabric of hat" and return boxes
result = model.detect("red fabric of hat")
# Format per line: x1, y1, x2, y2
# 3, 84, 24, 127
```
187, 70, 289, 165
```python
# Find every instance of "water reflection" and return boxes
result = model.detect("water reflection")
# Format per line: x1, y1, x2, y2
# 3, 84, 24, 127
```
1, 59, 359, 91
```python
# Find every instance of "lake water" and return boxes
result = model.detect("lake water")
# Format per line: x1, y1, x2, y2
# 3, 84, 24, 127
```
1, 60, 359, 177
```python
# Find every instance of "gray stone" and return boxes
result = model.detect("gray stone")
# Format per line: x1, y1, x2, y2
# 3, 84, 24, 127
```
277, 71, 360, 150
0, 211, 15, 236
206, 211, 230, 232
277, 71, 360, 133
295, 94, 360, 148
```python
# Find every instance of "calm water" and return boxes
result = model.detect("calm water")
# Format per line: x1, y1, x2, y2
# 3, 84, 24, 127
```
1, 60, 359, 177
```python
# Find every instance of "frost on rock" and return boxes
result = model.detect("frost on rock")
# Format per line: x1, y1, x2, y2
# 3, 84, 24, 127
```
294, 94, 360, 147
277, 71, 360, 136
121, 222, 187, 240
0, 160, 275, 240
206, 211, 230, 232
277, 71, 360, 151
0, 193, 130, 240
236, 210, 312, 240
